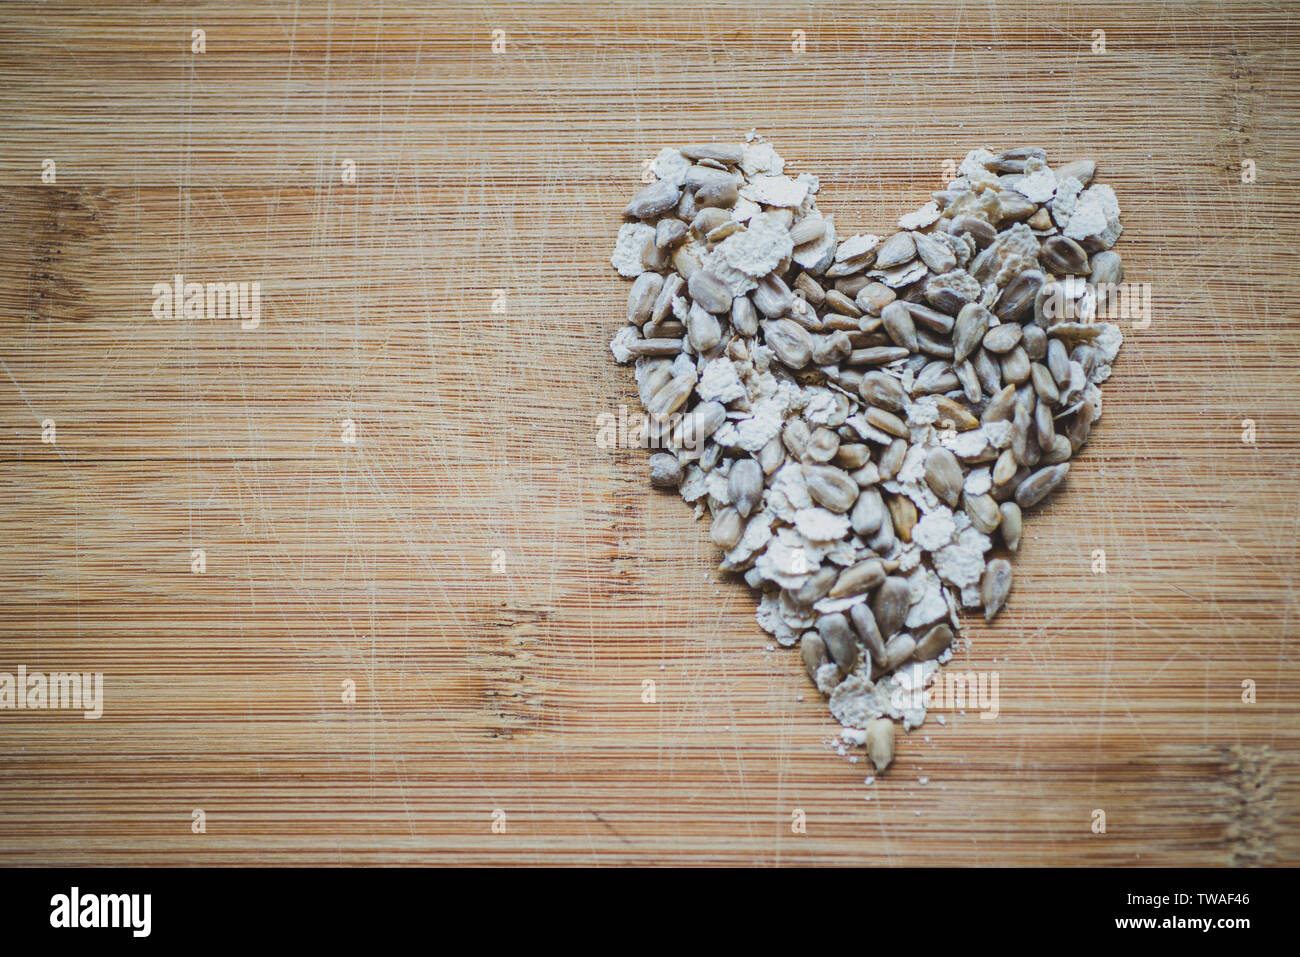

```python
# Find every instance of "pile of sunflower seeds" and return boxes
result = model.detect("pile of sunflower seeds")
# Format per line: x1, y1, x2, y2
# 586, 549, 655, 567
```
609, 134, 1124, 771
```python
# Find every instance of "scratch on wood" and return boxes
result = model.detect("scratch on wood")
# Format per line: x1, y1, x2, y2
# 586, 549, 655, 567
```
1218, 744, 1278, 867
1, 187, 100, 325
465, 605, 551, 739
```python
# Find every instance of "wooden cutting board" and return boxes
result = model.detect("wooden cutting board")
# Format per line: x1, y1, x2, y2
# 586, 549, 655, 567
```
1, 0, 1296, 866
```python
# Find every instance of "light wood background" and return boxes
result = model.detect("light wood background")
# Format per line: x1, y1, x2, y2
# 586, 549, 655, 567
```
0, 1, 1296, 866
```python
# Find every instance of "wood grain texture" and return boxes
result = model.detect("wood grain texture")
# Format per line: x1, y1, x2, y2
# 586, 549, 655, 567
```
0, 0, 1297, 866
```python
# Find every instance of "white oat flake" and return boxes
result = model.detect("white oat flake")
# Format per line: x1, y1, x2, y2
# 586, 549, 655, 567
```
740, 174, 809, 207
898, 201, 941, 230
610, 222, 655, 277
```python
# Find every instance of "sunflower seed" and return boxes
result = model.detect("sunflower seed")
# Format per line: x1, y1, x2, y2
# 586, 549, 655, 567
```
872, 577, 911, 637
1028, 362, 1059, 405
795, 566, 839, 606
789, 216, 827, 247
1021, 323, 1047, 362
1067, 399, 1096, 451
646, 374, 695, 420
866, 717, 896, 772
1089, 250, 1124, 301
710, 506, 743, 549
994, 146, 1046, 173
973, 347, 1002, 395
904, 301, 957, 335
915, 231, 958, 273
982, 384, 1018, 424
753, 274, 794, 317
934, 394, 980, 432
994, 268, 1044, 322
869, 510, 896, 553
822, 288, 862, 318
914, 363, 959, 396
801, 632, 830, 682
925, 447, 964, 507
992, 448, 1018, 487
1047, 337, 1070, 386
627, 273, 664, 326
805, 427, 841, 463
850, 461, 881, 487
729, 294, 758, 337
686, 270, 732, 314
848, 346, 911, 366
996, 190, 1037, 223
1010, 401, 1034, 465
649, 452, 683, 487
649, 273, 684, 324
914, 623, 954, 661
1001, 346, 1031, 385
834, 442, 871, 469
850, 603, 888, 665
886, 493, 918, 543
964, 491, 1002, 534
1015, 462, 1070, 508
828, 559, 886, 600
673, 402, 726, 448
875, 232, 917, 269
701, 441, 723, 472
1050, 323, 1104, 346
681, 143, 744, 164
1055, 158, 1096, 185
818, 612, 860, 672
692, 208, 731, 236
881, 633, 917, 672
624, 178, 681, 219
696, 177, 740, 209
758, 435, 785, 475
855, 281, 896, 315
859, 371, 907, 411
1041, 235, 1090, 275
1071, 343, 1099, 379
729, 459, 764, 516
804, 463, 859, 513
850, 486, 885, 536
1034, 398, 1056, 448
947, 214, 996, 248
782, 418, 811, 458
625, 337, 683, 358
878, 439, 908, 480
999, 501, 1023, 550
656, 218, 688, 249
1028, 207, 1053, 230
671, 242, 702, 279
914, 329, 953, 359
1043, 433, 1073, 463
982, 321, 1023, 354
955, 360, 983, 404
765, 318, 813, 368
952, 302, 991, 363
792, 271, 826, 307
865, 406, 909, 439
686, 302, 722, 352
981, 559, 1013, 621
881, 301, 920, 351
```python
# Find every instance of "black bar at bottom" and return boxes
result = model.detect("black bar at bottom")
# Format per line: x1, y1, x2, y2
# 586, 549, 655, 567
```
0, 867, 1280, 944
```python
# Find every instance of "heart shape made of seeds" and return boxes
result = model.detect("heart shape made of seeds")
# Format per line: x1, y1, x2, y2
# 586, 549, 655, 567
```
608, 135, 1126, 772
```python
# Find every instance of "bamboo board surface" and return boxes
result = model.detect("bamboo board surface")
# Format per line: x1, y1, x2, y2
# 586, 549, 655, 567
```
0, 1, 1297, 866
